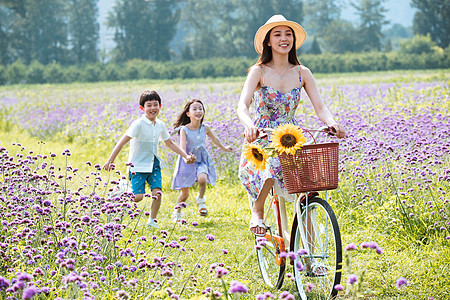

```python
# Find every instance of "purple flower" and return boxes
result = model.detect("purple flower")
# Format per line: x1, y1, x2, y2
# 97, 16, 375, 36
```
229, 281, 248, 294
348, 274, 358, 285
305, 282, 314, 292
334, 284, 344, 291
215, 267, 228, 278
345, 243, 357, 251
396, 277, 408, 288
279, 291, 295, 300
0, 276, 10, 289
256, 292, 275, 299
206, 234, 215, 241
192, 221, 198, 226
22, 285, 40, 299
116, 290, 129, 300
17, 273, 33, 282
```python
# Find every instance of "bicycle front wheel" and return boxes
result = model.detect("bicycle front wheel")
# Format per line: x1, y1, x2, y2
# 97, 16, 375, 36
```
255, 195, 286, 289
290, 197, 342, 300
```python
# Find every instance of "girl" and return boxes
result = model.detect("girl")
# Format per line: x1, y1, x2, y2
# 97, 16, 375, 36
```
171, 99, 233, 222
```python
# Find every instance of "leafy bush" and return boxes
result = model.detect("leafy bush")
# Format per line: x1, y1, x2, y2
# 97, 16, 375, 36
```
399, 34, 439, 55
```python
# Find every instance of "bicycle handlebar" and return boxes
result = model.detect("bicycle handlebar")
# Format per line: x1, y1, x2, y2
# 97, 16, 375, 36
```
261, 126, 336, 145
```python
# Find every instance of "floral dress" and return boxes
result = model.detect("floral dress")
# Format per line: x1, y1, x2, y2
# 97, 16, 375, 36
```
238, 66, 302, 202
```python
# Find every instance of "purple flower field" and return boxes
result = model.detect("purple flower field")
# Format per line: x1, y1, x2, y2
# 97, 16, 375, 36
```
0, 72, 449, 299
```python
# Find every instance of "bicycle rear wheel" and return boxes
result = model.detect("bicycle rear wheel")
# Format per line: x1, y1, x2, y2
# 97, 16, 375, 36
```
290, 197, 342, 300
255, 194, 286, 289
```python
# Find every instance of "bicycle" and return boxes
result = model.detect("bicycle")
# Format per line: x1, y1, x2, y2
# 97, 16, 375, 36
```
254, 126, 342, 300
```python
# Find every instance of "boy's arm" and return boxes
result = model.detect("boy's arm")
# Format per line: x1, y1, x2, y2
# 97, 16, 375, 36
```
164, 138, 196, 164
103, 135, 131, 171
205, 124, 233, 152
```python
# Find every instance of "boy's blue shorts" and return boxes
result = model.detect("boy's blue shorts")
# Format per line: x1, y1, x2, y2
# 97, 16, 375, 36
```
129, 158, 162, 194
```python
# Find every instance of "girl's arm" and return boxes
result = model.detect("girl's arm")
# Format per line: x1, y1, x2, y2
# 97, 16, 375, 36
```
179, 127, 187, 152
103, 135, 131, 171
302, 66, 345, 138
237, 65, 265, 143
204, 124, 233, 152
164, 138, 196, 164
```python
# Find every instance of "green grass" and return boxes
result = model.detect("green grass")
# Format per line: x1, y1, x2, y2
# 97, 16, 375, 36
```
0, 69, 449, 299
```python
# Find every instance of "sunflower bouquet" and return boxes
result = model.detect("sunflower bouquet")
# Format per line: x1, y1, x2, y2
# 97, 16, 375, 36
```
243, 124, 307, 171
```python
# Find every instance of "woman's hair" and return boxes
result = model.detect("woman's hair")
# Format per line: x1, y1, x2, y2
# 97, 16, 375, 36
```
256, 26, 300, 66
173, 99, 205, 128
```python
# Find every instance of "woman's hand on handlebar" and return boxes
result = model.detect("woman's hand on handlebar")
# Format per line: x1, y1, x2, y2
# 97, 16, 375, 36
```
328, 123, 345, 139
244, 127, 267, 143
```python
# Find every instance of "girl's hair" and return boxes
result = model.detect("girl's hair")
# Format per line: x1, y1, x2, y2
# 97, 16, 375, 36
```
173, 99, 205, 128
256, 26, 301, 66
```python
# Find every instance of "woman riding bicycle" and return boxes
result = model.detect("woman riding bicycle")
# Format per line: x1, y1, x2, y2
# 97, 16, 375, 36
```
237, 14, 345, 243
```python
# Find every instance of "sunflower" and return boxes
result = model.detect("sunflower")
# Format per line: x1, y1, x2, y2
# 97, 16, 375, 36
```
243, 144, 268, 171
270, 124, 307, 155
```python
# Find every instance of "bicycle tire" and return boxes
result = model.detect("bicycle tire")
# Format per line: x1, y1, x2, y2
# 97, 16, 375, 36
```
255, 194, 286, 289
290, 197, 342, 300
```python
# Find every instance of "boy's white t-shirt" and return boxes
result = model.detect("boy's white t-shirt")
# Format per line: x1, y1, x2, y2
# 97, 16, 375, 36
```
125, 115, 170, 173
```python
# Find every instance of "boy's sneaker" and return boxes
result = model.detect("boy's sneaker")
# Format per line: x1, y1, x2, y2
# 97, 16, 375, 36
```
146, 218, 159, 229
171, 210, 184, 223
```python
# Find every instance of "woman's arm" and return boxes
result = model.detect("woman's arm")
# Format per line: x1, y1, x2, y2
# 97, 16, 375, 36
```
237, 65, 264, 143
302, 66, 345, 138
204, 124, 233, 152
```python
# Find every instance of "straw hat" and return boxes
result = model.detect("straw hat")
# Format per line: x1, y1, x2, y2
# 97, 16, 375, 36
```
254, 14, 307, 55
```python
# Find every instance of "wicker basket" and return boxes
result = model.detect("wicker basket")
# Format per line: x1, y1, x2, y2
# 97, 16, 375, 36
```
278, 142, 339, 194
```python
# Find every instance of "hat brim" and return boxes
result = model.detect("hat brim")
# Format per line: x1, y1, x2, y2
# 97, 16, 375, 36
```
254, 21, 307, 55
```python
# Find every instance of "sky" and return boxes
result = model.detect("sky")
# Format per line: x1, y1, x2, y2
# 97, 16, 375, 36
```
98, 0, 417, 51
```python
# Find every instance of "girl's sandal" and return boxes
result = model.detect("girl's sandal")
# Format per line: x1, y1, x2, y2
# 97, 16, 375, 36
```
196, 196, 208, 216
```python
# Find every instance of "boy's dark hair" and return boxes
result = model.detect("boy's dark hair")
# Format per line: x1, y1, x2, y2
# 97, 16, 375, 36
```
139, 90, 161, 106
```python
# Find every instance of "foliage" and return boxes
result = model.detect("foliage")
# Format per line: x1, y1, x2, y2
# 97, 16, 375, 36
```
67, 0, 99, 64
107, 0, 179, 62
0, 70, 449, 299
1, 52, 450, 86
352, 0, 389, 52
411, 0, 450, 48
399, 34, 439, 55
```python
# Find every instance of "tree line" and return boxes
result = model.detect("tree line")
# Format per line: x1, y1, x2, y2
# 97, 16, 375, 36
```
0, 0, 448, 67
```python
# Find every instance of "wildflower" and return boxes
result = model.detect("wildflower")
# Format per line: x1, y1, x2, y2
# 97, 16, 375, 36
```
229, 280, 248, 294
271, 124, 307, 155
215, 267, 228, 278
243, 144, 268, 171
0, 277, 10, 289
396, 277, 408, 288
305, 282, 314, 292
206, 234, 215, 241
222, 249, 228, 254
192, 221, 198, 226
334, 284, 344, 291
257, 292, 275, 299
279, 291, 295, 299
296, 261, 304, 271
345, 243, 357, 251
348, 274, 357, 285
17, 273, 33, 282
22, 285, 41, 299
116, 290, 129, 300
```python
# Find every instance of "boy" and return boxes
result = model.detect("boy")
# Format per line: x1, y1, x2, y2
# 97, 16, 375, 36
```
103, 90, 195, 228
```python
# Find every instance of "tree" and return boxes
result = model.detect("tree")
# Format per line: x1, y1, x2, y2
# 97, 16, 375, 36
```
398, 34, 438, 55
308, 36, 322, 54
322, 20, 360, 53
352, 0, 388, 51
0, 6, 15, 65
67, 0, 99, 64
304, 0, 340, 36
108, 0, 179, 62
411, 0, 449, 48
11, 0, 68, 65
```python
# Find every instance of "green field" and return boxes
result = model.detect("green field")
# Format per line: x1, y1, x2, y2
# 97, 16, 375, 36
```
0, 69, 449, 299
